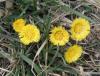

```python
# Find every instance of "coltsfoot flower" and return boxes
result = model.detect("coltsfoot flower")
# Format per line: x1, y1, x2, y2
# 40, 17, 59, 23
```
71, 18, 90, 41
12, 18, 26, 32
64, 45, 83, 63
49, 26, 69, 46
19, 24, 40, 45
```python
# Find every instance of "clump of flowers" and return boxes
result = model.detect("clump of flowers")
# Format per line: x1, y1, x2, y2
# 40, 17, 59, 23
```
63, 18, 90, 63
12, 18, 91, 63
48, 18, 90, 63
12, 18, 40, 45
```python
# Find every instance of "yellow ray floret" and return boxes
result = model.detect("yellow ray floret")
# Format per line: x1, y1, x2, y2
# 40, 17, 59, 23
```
49, 26, 69, 46
64, 45, 83, 63
71, 18, 90, 41
13, 18, 26, 32
19, 24, 40, 45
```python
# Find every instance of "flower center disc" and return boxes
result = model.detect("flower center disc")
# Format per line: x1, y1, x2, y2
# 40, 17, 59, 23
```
23, 30, 35, 40
74, 24, 84, 34
54, 31, 63, 40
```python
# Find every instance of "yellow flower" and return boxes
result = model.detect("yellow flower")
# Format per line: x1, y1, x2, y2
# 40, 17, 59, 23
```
64, 45, 83, 63
71, 18, 90, 41
49, 26, 69, 46
19, 24, 40, 45
13, 18, 26, 32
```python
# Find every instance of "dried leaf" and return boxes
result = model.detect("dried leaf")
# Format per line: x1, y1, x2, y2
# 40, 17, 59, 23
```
5, 0, 13, 9
0, 9, 4, 17
85, 0, 100, 9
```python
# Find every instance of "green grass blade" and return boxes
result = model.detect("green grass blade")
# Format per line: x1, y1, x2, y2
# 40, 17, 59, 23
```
19, 54, 41, 74
61, 5, 93, 22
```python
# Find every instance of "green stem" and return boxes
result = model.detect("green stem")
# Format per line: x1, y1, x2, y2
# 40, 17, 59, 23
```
37, 46, 60, 76
49, 46, 59, 66
32, 0, 37, 11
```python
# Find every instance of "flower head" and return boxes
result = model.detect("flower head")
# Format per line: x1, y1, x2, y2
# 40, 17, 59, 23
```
19, 24, 40, 45
71, 18, 90, 41
64, 45, 83, 63
13, 18, 26, 32
49, 26, 69, 46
